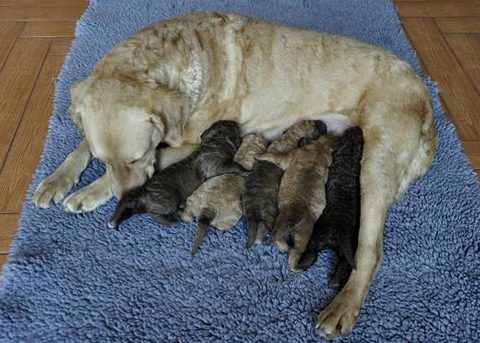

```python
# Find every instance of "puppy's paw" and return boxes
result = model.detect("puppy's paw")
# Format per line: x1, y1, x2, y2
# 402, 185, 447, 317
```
255, 153, 275, 162
63, 187, 110, 213
316, 288, 361, 339
34, 175, 74, 208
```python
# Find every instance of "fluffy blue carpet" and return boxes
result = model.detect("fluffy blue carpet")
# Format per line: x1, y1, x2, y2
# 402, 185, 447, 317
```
1, 0, 479, 342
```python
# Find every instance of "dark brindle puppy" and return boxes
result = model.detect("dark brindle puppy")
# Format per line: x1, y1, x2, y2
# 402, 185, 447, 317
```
297, 126, 364, 287
108, 120, 246, 228
242, 120, 327, 247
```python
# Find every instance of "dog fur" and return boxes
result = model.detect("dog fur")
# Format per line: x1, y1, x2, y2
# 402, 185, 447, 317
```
181, 133, 267, 255
242, 120, 328, 247
258, 134, 335, 272
108, 120, 246, 228
298, 127, 364, 289
33, 12, 437, 337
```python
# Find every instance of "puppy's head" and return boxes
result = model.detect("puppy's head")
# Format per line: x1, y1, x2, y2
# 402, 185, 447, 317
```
200, 120, 241, 148
70, 78, 189, 198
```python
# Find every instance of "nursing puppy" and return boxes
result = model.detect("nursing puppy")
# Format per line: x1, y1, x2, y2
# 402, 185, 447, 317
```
242, 120, 327, 247
258, 134, 334, 271
298, 127, 364, 288
108, 121, 245, 228
182, 133, 267, 255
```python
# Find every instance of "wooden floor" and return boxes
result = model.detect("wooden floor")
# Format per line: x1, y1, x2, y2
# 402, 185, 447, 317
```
0, 0, 479, 276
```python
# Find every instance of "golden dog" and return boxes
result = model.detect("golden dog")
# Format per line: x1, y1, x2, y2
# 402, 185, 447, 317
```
33, 12, 437, 338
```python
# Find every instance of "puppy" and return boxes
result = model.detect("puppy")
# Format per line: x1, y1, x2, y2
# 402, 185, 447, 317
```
243, 120, 327, 247
258, 134, 334, 272
182, 133, 267, 255
108, 121, 246, 228
298, 127, 364, 287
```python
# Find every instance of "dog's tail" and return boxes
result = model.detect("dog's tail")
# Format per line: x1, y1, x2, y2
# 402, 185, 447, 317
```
320, 113, 353, 136
191, 210, 215, 256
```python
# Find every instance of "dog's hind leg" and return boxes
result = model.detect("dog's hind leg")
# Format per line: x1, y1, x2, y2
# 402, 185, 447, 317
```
315, 104, 435, 338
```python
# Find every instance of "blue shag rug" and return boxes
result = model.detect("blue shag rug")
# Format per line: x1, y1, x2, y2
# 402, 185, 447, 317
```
1, 0, 479, 342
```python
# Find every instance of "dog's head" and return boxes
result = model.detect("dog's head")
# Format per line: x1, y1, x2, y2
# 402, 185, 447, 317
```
69, 77, 189, 198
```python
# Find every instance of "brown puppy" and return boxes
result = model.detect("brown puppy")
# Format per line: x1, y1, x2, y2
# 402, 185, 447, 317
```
182, 133, 267, 255
258, 135, 335, 272
243, 120, 328, 247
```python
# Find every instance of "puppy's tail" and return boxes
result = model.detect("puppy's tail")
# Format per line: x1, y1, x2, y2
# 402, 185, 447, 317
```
320, 113, 353, 136
339, 231, 357, 270
244, 209, 259, 248
191, 210, 215, 256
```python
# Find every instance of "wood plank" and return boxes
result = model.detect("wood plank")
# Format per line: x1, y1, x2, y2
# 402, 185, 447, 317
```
462, 141, 480, 168
0, 254, 8, 282
444, 34, 480, 96
403, 18, 480, 140
397, 2, 480, 17
0, 38, 51, 170
436, 18, 480, 33
22, 21, 75, 37
0, 6, 86, 21
0, 214, 18, 253
0, 22, 23, 71
49, 37, 73, 55
0, 54, 64, 212
0, 0, 85, 5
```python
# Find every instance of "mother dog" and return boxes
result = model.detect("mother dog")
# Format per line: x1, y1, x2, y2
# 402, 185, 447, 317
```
33, 12, 437, 338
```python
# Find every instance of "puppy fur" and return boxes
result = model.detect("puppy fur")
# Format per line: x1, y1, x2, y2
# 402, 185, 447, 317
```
298, 127, 364, 288
258, 134, 334, 272
109, 121, 246, 228
181, 133, 268, 255
242, 120, 328, 247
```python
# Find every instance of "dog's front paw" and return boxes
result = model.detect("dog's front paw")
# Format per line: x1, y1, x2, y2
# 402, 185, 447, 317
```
63, 187, 109, 213
316, 287, 361, 339
34, 175, 75, 208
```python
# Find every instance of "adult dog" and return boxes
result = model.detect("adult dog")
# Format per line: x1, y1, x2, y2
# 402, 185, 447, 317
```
33, 12, 437, 338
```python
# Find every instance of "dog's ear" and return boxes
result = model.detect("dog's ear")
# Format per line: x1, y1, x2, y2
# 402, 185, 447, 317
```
69, 79, 90, 135
151, 88, 190, 148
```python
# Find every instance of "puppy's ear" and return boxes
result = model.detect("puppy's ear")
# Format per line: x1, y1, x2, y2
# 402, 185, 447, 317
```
69, 79, 90, 135
152, 88, 190, 148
